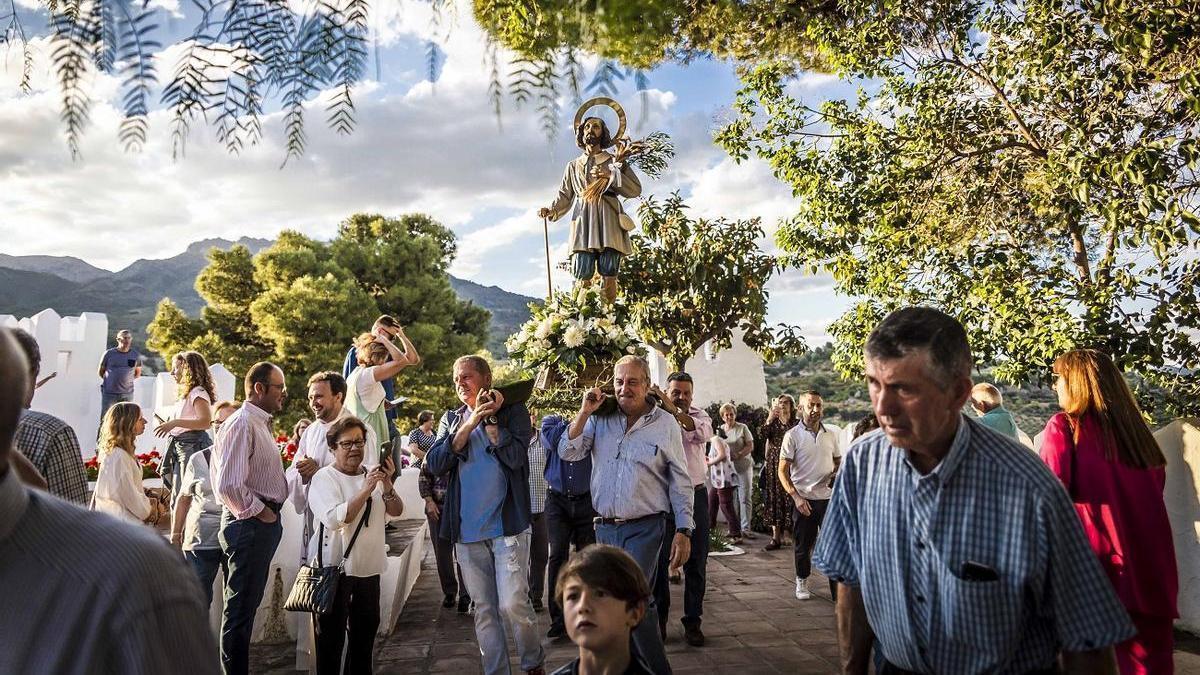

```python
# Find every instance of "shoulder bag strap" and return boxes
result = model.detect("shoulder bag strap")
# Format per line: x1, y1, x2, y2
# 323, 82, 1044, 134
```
340, 497, 373, 562
316, 522, 324, 567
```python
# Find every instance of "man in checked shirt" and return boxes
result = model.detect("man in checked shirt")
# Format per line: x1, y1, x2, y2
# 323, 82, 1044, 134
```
814, 307, 1133, 674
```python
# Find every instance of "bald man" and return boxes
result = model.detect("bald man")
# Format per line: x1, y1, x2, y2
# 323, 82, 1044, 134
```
0, 330, 218, 674
970, 382, 1019, 439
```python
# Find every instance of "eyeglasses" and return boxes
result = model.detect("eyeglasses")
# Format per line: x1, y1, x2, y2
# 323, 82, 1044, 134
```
337, 440, 366, 450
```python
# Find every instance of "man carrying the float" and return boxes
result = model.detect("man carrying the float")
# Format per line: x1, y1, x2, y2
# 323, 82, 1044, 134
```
538, 100, 642, 303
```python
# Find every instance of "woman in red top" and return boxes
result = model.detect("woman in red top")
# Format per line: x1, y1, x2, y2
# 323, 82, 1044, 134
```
1040, 349, 1178, 674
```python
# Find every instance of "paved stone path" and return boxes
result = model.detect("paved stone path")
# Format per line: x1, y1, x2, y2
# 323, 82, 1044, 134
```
254, 533, 1200, 674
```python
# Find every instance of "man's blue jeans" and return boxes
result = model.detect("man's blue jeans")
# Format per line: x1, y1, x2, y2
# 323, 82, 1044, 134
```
218, 508, 283, 675
185, 547, 225, 608
656, 485, 709, 629
596, 516, 672, 675
456, 531, 544, 675
98, 391, 132, 438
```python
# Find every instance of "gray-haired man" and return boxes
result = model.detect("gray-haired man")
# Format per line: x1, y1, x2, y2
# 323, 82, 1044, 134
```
559, 354, 693, 674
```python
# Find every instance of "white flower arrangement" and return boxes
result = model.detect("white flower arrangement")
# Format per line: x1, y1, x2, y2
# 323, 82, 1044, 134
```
506, 285, 642, 377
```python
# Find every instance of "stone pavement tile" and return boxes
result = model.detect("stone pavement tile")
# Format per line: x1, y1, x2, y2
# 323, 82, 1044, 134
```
1177, 650, 1200, 674
737, 632, 801, 649
667, 649, 764, 670
376, 659, 430, 674
713, 609, 764, 624
427, 655, 483, 673
803, 642, 843, 661
376, 642, 431, 661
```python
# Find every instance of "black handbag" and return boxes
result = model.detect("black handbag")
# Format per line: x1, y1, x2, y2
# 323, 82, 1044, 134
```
284, 499, 372, 614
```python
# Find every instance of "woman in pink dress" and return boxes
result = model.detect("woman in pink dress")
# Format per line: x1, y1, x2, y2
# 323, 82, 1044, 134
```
1040, 349, 1178, 674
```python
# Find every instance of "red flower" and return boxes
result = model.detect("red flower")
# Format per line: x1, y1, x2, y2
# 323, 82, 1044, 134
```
149, 451, 160, 458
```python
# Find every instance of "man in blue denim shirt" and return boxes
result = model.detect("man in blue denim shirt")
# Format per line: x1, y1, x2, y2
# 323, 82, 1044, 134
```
540, 413, 599, 639
426, 355, 545, 675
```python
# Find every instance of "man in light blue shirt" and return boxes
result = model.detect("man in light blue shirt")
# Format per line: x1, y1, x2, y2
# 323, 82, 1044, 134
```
560, 355, 693, 674
970, 382, 1019, 440
813, 307, 1132, 674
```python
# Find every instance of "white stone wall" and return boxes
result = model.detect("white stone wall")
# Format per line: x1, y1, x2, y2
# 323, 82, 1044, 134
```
1, 309, 234, 457
1159, 419, 1200, 632
646, 328, 769, 408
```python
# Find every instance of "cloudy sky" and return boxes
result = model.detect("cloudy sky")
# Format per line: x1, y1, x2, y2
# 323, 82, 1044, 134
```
0, 0, 857, 344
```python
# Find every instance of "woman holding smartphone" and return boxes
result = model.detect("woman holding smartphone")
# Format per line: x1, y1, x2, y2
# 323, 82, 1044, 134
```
345, 328, 419, 453
308, 417, 404, 674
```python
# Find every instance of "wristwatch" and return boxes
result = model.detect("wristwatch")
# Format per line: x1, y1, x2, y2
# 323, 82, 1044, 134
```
676, 527, 692, 538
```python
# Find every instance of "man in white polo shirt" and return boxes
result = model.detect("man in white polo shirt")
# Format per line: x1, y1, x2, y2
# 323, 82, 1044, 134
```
778, 389, 841, 601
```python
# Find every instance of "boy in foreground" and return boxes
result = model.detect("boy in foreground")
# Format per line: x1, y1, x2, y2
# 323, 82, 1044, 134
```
551, 545, 657, 675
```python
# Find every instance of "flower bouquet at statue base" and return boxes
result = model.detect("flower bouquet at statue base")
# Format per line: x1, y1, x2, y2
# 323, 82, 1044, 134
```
506, 285, 643, 391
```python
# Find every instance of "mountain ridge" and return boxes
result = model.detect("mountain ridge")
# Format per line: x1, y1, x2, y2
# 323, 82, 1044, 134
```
0, 238, 534, 356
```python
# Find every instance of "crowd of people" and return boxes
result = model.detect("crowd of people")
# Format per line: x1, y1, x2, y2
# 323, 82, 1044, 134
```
0, 304, 1182, 675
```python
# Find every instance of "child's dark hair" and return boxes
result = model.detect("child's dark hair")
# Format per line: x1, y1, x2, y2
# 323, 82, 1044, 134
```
554, 544, 649, 611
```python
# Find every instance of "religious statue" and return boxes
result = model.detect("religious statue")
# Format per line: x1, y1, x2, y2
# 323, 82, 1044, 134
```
538, 97, 643, 303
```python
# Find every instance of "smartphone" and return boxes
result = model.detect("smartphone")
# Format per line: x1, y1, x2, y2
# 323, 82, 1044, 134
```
379, 438, 393, 466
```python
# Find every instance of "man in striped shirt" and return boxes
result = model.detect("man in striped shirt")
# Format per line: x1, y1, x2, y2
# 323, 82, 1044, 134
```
814, 307, 1133, 674
211, 361, 289, 675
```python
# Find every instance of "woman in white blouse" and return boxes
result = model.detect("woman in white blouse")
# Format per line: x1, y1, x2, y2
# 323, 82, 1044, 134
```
345, 329, 419, 453
718, 403, 756, 539
94, 402, 160, 525
706, 429, 743, 543
307, 416, 404, 674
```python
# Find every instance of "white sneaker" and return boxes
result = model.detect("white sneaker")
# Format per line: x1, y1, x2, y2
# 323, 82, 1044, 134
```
795, 577, 811, 600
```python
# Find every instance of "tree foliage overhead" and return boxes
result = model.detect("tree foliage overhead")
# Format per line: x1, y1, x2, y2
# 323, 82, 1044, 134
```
622, 193, 808, 372
147, 213, 490, 429
473, 0, 834, 70
477, 0, 1200, 417
713, 0, 1200, 416
1, 0, 373, 161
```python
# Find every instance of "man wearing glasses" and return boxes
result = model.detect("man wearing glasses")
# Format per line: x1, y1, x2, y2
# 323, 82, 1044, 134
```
210, 362, 288, 675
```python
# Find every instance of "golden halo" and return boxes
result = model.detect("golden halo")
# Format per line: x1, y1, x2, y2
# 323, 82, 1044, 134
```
574, 96, 627, 147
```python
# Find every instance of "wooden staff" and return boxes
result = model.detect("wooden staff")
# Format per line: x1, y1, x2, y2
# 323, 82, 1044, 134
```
543, 216, 553, 298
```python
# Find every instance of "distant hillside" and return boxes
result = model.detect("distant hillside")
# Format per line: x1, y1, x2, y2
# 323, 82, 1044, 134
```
765, 345, 1058, 436
0, 253, 110, 284
449, 277, 537, 354
0, 237, 534, 360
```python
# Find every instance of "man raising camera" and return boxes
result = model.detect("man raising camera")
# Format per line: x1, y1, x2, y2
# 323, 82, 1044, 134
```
425, 355, 545, 675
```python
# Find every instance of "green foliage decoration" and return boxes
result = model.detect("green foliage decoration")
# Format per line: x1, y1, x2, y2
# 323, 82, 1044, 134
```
622, 193, 808, 372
